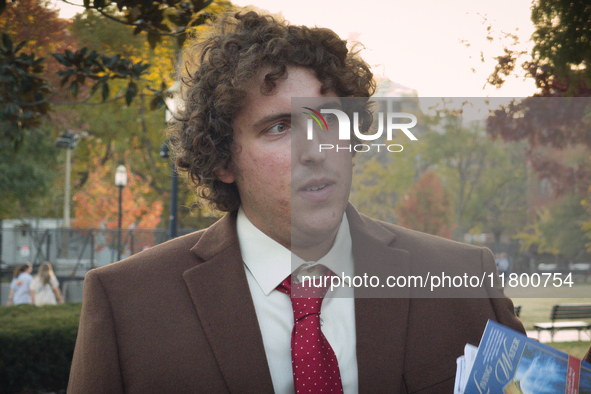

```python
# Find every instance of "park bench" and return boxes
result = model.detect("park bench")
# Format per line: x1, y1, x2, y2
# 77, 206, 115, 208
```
533, 303, 591, 342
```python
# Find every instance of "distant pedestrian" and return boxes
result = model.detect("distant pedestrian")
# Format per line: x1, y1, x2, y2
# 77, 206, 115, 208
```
7, 262, 34, 306
31, 262, 63, 306
496, 252, 511, 276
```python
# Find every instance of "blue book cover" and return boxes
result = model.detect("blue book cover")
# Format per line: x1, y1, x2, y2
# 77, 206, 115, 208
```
463, 320, 591, 394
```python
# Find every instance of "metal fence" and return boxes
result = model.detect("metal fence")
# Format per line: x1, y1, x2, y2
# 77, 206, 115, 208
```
0, 227, 199, 278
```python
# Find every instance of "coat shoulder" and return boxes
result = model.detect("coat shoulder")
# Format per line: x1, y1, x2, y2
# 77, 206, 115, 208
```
89, 229, 207, 280
355, 213, 493, 280
365, 214, 485, 254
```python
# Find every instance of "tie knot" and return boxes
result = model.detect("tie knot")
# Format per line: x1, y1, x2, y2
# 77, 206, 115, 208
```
277, 267, 332, 321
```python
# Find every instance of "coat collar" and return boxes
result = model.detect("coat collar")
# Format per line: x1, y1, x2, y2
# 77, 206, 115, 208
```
185, 205, 411, 392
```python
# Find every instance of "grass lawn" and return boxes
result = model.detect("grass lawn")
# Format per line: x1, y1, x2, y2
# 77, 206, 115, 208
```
550, 341, 591, 359
506, 285, 591, 359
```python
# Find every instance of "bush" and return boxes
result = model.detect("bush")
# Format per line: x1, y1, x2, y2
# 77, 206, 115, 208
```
0, 303, 81, 394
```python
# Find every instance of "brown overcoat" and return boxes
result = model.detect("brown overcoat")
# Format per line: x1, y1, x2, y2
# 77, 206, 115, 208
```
68, 205, 529, 393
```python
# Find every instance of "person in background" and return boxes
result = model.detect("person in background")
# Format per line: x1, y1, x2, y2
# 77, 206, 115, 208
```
7, 262, 34, 306
496, 252, 511, 277
31, 262, 64, 306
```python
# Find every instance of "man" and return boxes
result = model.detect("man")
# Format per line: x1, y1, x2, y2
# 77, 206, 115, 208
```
68, 10, 533, 393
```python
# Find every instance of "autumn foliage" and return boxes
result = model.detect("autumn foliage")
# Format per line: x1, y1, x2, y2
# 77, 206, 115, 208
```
72, 157, 163, 230
395, 171, 454, 239
0, 0, 71, 55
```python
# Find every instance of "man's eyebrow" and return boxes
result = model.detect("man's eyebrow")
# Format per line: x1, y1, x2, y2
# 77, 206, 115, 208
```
305, 100, 343, 112
310, 100, 343, 111
252, 113, 291, 129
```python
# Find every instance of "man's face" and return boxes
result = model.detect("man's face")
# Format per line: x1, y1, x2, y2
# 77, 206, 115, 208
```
218, 66, 353, 257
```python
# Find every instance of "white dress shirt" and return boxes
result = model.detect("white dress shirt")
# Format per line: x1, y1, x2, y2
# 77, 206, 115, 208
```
237, 208, 358, 394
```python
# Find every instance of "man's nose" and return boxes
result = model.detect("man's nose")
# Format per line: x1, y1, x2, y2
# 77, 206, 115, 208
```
294, 124, 327, 165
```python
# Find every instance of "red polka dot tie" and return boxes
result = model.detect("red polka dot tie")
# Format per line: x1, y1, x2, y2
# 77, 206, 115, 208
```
277, 272, 344, 393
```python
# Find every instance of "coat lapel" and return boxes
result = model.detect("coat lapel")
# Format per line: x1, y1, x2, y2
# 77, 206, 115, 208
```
182, 207, 411, 392
183, 212, 274, 393
347, 205, 411, 393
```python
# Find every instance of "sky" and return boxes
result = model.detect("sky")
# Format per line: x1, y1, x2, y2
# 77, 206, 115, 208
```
56, 0, 538, 97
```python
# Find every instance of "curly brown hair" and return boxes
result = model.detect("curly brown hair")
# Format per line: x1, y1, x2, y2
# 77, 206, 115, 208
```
170, 10, 376, 212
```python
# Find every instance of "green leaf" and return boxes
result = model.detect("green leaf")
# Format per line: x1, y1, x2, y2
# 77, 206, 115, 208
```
70, 81, 79, 97
89, 80, 101, 96
125, 81, 137, 105
147, 32, 160, 49
2, 34, 12, 52
14, 40, 27, 54
52, 53, 70, 67
101, 81, 109, 101
168, 13, 181, 26
60, 75, 70, 88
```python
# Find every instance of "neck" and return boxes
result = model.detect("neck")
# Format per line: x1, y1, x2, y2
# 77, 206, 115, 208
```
291, 227, 339, 262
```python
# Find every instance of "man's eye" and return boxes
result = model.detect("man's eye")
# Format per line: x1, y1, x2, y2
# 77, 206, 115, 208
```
324, 114, 337, 125
267, 122, 290, 134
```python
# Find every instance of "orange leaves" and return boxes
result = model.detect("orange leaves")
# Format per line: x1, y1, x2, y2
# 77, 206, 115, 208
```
395, 171, 454, 239
72, 156, 163, 230
0, 0, 71, 56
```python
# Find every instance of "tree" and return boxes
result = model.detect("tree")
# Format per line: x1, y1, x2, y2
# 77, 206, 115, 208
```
487, 97, 591, 196
516, 195, 591, 264
486, 0, 591, 255
350, 151, 418, 224
0, 0, 231, 227
419, 106, 529, 241
0, 0, 70, 55
528, 0, 591, 95
488, 0, 591, 96
72, 154, 164, 256
72, 155, 163, 230
395, 171, 453, 238
0, 0, 229, 148
0, 128, 59, 218
349, 96, 425, 223
350, 100, 529, 243
486, 0, 591, 190
0, 0, 71, 219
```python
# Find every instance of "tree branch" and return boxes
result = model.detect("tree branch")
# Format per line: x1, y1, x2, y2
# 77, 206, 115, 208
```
92, 7, 179, 37
59, 0, 86, 9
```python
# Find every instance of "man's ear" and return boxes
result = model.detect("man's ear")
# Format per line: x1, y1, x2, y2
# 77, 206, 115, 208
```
215, 168, 235, 184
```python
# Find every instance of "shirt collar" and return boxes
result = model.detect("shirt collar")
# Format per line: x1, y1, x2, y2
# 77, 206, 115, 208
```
236, 207, 353, 296
290, 213, 353, 282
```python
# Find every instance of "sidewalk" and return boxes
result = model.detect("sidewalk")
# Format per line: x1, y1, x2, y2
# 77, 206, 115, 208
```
527, 329, 591, 343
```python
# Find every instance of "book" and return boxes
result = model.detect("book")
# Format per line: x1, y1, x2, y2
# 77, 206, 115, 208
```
456, 320, 591, 394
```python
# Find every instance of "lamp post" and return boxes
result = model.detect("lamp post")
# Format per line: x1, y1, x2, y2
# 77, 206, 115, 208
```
159, 143, 178, 239
114, 165, 128, 261
161, 81, 181, 239
55, 131, 79, 228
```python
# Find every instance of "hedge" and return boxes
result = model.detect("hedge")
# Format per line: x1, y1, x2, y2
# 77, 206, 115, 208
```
0, 303, 81, 394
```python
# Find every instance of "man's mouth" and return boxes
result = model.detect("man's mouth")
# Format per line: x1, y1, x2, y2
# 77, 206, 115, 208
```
305, 184, 328, 191
297, 179, 335, 203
